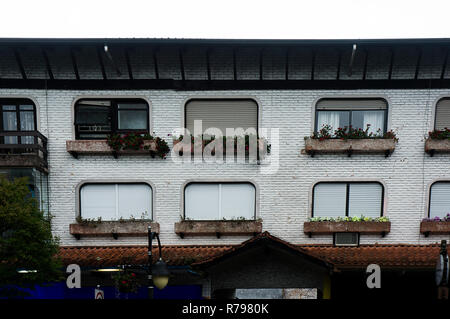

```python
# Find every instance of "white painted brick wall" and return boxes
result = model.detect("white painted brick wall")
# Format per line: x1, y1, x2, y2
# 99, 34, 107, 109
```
2, 86, 450, 247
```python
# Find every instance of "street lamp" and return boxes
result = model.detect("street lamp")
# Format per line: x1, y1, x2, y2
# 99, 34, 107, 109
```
148, 225, 170, 299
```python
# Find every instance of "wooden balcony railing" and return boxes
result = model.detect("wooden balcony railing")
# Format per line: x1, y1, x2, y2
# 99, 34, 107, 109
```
0, 131, 48, 173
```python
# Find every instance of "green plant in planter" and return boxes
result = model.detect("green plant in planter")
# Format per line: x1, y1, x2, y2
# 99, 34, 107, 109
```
308, 216, 389, 222
107, 133, 170, 158
428, 128, 450, 139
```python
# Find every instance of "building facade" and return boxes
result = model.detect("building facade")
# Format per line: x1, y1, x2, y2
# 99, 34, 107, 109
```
1, 38, 449, 299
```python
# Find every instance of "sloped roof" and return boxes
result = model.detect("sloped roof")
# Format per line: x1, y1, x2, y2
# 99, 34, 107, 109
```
59, 236, 442, 270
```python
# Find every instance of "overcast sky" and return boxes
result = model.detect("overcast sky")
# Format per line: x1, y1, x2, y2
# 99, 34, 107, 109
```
1, 0, 450, 39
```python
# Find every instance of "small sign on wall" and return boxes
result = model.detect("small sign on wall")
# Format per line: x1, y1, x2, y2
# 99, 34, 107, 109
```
95, 285, 104, 299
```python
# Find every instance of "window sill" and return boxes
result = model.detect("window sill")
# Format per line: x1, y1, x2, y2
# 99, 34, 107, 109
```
174, 220, 262, 238
420, 221, 450, 237
303, 221, 391, 237
69, 221, 159, 239
424, 138, 450, 156
66, 139, 157, 159
303, 137, 396, 157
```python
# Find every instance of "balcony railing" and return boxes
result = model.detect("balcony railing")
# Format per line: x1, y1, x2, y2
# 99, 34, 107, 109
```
0, 131, 48, 173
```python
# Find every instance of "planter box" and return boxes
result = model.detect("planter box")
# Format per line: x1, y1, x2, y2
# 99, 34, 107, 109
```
304, 138, 396, 157
420, 221, 450, 236
424, 138, 450, 156
70, 221, 159, 239
303, 221, 391, 236
174, 220, 262, 238
172, 138, 268, 158
66, 139, 157, 158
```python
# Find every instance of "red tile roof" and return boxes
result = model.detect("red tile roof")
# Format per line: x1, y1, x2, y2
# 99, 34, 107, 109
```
59, 233, 442, 270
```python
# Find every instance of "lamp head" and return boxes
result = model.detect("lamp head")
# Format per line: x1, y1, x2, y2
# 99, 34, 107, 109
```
152, 258, 170, 290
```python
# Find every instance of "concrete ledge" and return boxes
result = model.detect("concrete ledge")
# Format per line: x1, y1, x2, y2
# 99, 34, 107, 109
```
174, 220, 262, 238
420, 221, 450, 236
424, 138, 450, 156
303, 221, 391, 235
66, 139, 157, 158
70, 221, 159, 239
304, 138, 396, 157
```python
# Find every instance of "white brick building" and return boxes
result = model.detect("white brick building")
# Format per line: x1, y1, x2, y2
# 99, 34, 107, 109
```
0, 38, 449, 299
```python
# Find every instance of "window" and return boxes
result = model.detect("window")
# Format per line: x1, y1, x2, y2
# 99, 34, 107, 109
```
184, 182, 256, 220
75, 99, 149, 139
315, 98, 387, 136
434, 98, 450, 130
185, 99, 258, 137
0, 99, 36, 144
80, 183, 152, 220
312, 182, 383, 218
429, 182, 450, 219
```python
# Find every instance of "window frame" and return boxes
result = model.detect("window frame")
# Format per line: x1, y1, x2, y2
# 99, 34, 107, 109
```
428, 181, 450, 218
434, 97, 450, 130
74, 98, 150, 140
311, 181, 385, 218
78, 182, 153, 221
314, 98, 388, 135
183, 181, 257, 221
184, 98, 260, 137
0, 98, 37, 144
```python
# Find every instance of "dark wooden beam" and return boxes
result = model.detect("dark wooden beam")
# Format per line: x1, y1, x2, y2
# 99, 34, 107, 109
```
362, 49, 369, 80
124, 48, 133, 80
336, 49, 342, 80
388, 48, 395, 80
233, 48, 237, 81
70, 47, 80, 80
414, 47, 422, 80
206, 47, 211, 81
285, 48, 289, 80
97, 47, 107, 80
311, 49, 316, 80
13, 49, 27, 80
441, 47, 448, 80
259, 48, 263, 80
179, 47, 185, 81
42, 48, 54, 80
153, 47, 159, 80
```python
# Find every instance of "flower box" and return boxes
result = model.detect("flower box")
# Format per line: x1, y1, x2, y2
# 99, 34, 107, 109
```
174, 220, 262, 238
424, 138, 450, 156
66, 139, 157, 158
420, 221, 450, 236
173, 138, 268, 157
304, 137, 396, 157
303, 221, 391, 237
69, 221, 159, 239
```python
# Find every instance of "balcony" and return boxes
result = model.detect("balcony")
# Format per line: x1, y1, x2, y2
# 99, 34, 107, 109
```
0, 131, 48, 173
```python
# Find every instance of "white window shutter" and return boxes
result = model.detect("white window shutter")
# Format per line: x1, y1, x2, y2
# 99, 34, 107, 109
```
220, 184, 255, 219
348, 183, 382, 218
430, 183, 450, 218
185, 184, 220, 220
80, 184, 117, 220
313, 183, 346, 218
117, 184, 152, 219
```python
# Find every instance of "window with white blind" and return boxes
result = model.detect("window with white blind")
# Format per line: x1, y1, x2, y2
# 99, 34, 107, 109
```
312, 182, 383, 218
185, 99, 258, 137
435, 98, 450, 130
429, 182, 450, 218
184, 182, 256, 220
315, 98, 388, 135
80, 183, 152, 220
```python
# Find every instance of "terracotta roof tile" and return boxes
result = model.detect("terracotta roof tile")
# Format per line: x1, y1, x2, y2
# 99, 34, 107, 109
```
58, 236, 442, 270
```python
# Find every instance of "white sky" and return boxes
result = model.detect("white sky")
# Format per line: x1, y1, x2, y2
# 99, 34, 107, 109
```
1, 0, 450, 39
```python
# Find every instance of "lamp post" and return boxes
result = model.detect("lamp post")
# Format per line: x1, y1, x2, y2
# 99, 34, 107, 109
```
148, 225, 170, 299
436, 240, 449, 300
